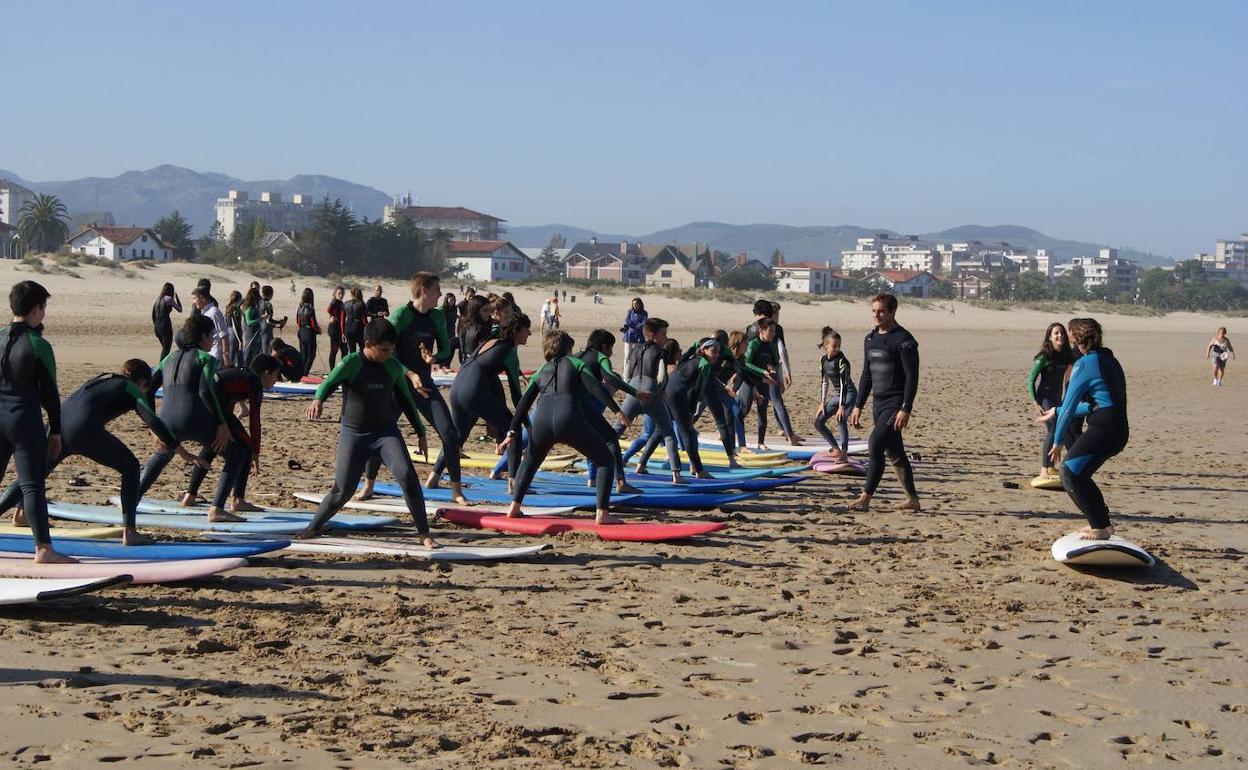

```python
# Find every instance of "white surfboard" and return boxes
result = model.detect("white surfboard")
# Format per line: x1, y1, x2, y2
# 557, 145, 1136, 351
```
1051, 531, 1154, 568
292, 491, 578, 519
209, 534, 551, 562
0, 575, 131, 605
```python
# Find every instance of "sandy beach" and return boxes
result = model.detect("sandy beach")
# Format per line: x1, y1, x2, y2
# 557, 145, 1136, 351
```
0, 259, 1244, 768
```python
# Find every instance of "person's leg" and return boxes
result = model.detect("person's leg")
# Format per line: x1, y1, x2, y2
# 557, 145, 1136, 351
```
769, 381, 797, 439
671, 400, 706, 476
138, 445, 176, 498
428, 398, 474, 481
10, 426, 55, 551
158, 327, 173, 361
851, 414, 893, 510
813, 398, 838, 448
1059, 420, 1126, 535
420, 388, 463, 487
490, 428, 526, 479
883, 421, 919, 508
376, 430, 432, 536
328, 328, 341, 369
1040, 397, 1057, 473
755, 387, 772, 447
76, 431, 149, 542
838, 395, 855, 456
184, 445, 217, 502
560, 415, 616, 515
508, 414, 558, 515
209, 438, 248, 515
304, 427, 372, 535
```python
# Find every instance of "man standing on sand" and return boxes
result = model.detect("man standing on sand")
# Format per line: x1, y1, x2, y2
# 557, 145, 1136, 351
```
367, 284, 389, 320
849, 292, 921, 512
192, 287, 230, 365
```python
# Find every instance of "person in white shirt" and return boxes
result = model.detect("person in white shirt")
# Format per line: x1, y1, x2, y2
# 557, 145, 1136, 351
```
540, 299, 552, 333
192, 287, 230, 364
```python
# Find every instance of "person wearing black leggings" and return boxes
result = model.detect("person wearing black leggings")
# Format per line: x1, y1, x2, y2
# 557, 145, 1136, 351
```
573, 329, 649, 494
736, 318, 782, 449
300, 319, 434, 545
502, 331, 629, 523
342, 287, 367, 355
618, 318, 682, 480
429, 313, 531, 482
296, 288, 320, 376
139, 315, 246, 523
1028, 322, 1074, 479
1042, 318, 1129, 540
357, 272, 468, 504
0, 281, 72, 563
0, 359, 200, 545
326, 286, 346, 369
151, 282, 182, 361
658, 339, 721, 478
849, 292, 920, 512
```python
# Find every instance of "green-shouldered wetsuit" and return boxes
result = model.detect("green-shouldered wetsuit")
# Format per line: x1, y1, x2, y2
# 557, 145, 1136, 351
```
0, 322, 61, 544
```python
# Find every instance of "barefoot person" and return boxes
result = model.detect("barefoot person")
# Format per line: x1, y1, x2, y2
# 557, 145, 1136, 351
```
660, 338, 722, 479
0, 281, 73, 563
849, 293, 920, 512
618, 318, 682, 481
501, 331, 631, 524
300, 319, 435, 546
1206, 326, 1234, 386
813, 327, 857, 461
574, 329, 650, 494
1040, 318, 1129, 541
735, 318, 781, 451
1028, 322, 1074, 479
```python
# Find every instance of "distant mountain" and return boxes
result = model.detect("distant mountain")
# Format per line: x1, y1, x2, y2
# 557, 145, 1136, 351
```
0, 165, 392, 237
509, 220, 1173, 267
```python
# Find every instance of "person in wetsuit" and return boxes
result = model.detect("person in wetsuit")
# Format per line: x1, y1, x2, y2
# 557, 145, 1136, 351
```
745, 300, 801, 446
224, 291, 245, 368
0, 358, 201, 545
813, 327, 857, 460
139, 315, 245, 522
849, 292, 921, 512
574, 329, 650, 494
182, 355, 281, 511
429, 313, 531, 483
326, 285, 347, 369
151, 282, 183, 361
0, 281, 72, 563
736, 317, 782, 450
258, 284, 286, 355
1041, 317, 1129, 541
366, 284, 389, 320
269, 338, 305, 382
295, 288, 320, 376
301, 319, 435, 545
615, 318, 683, 480
240, 287, 264, 365
455, 294, 489, 365
653, 338, 721, 478
356, 272, 468, 504
1028, 322, 1074, 479
501, 331, 630, 523
342, 288, 368, 355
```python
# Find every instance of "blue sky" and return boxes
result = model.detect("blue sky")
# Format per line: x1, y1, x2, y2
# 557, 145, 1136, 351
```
6, 0, 1245, 256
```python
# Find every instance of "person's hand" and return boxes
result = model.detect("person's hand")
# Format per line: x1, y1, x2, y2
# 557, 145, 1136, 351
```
849, 407, 863, 430
833, 406, 844, 422
417, 434, 428, 459
815, 406, 825, 420
1033, 402, 1044, 417
176, 445, 209, 469
418, 343, 436, 365
46, 434, 61, 461
637, 392, 653, 404
497, 435, 513, 454
763, 374, 777, 386
1035, 407, 1056, 423
252, 454, 261, 474
893, 410, 910, 431
619, 414, 633, 431
1048, 443, 1064, 466
306, 400, 323, 420
784, 373, 792, 389
211, 424, 230, 452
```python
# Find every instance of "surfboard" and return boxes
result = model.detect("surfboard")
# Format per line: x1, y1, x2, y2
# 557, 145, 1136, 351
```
810, 459, 866, 475
420, 476, 755, 510
1030, 475, 1064, 490
1051, 531, 1154, 568
270, 381, 320, 396
0, 524, 123, 539
572, 460, 781, 480
0, 534, 287, 560
407, 451, 575, 472
0, 575, 132, 605
367, 481, 626, 509
49, 502, 312, 534
437, 508, 727, 542
292, 490, 577, 519
532, 471, 745, 494
210, 534, 552, 561
622, 459, 809, 478
700, 432, 868, 460
0, 554, 248, 583
119, 498, 398, 530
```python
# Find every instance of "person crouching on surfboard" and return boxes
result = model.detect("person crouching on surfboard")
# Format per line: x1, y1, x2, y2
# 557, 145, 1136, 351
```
1037, 318, 1129, 541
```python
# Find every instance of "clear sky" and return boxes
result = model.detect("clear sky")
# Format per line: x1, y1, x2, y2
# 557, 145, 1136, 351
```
6, 0, 1245, 256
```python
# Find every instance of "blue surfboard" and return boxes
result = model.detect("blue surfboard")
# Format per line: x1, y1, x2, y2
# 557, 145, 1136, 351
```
0, 533, 288, 560
367, 481, 635, 509
49, 502, 314, 534
123, 498, 397, 530
537, 470, 804, 493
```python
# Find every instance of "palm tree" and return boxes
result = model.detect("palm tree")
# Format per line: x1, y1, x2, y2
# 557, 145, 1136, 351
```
17, 193, 70, 254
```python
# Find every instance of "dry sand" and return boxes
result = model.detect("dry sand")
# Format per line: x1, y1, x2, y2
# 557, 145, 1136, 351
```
0, 260, 1244, 768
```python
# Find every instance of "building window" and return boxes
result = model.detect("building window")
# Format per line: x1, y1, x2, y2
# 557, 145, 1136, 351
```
660, 269, 672, 278
98, 247, 105, 256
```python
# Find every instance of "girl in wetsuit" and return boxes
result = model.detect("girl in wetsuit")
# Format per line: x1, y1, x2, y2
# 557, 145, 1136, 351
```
618, 320, 683, 481
326, 286, 346, 369
736, 318, 782, 450
296, 288, 320, 376
224, 291, 244, 368
501, 331, 631, 523
240, 287, 263, 365
1028, 323, 1074, 478
151, 282, 182, 361
574, 329, 649, 494
456, 294, 489, 364
686, 331, 741, 464
441, 292, 459, 359
813, 327, 857, 460
1206, 326, 1234, 386
343, 288, 368, 354
1040, 317, 1129, 541
430, 313, 531, 482
654, 339, 721, 479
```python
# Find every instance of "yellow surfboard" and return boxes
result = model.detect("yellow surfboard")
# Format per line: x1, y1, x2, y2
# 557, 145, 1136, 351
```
1030, 474, 1064, 490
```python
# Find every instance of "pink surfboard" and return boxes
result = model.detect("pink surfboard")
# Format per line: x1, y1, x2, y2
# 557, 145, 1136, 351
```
810, 459, 866, 475
437, 508, 725, 542
0, 554, 247, 584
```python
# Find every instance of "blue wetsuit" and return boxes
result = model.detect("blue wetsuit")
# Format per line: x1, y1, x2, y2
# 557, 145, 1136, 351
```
1053, 348, 1129, 530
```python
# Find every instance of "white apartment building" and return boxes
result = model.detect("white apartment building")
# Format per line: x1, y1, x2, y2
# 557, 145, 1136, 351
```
0, 179, 35, 226
1198, 234, 1248, 289
772, 261, 834, 294
65, 226, 172, 261
842, 235, 940, 273
214, 190, 316, 239
1054, 248, 1139, 296
384, 202, 505, 241
1213, 233, 1247, 265
449, 240, 534, 282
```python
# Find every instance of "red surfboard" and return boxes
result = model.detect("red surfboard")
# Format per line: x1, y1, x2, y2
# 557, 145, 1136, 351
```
437, 508, 725, 542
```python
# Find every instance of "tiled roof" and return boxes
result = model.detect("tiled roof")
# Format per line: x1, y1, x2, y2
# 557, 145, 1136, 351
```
874, 269, 926, 282
776, 261, 831, 270
448, 239, 508, 253
393, 206, 504, 222
66, 225, 166, 247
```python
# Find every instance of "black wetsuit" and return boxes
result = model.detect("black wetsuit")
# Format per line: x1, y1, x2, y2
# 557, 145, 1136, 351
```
619, 341, 678, 471
1029, 352, 1071, 468
573, 347, 635, 483
307, 353, 428, 533
272, 340, 304, 382
184, 367, 264, 502
1053, 348, 1129, 530
139, 344, 242, 509
457, 322, 486, 365
0, 323, 61, 544
366, 295, 389, 319
431, 338, 525, 479
648, 352, 717, 474
0, 374, 175, 529
511, 356, 620, 510
326, 297, 345, 368
746, 321, 796, 437
814, 352, 857, 454
296, 302, 319, 376
856, 324, 920, 498
365, 304, 462, 484
152, 295, 180, 361
342, 299, 367, 354
736, 334, 780, 445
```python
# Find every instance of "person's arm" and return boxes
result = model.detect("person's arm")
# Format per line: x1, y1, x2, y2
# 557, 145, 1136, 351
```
1027, 356, 1045, 404
508, 364, 547, 435
247, 380, 262, 461
838, 357, 852, 407
145, 360, 165, 402
314, 353, 362, 401
171, 294, 182, 313
198, 353, 228, 424
855, 339, 873, 407
383, 358, 427, 438
899, 336, 919, 413
503, 347, 523, 407
30, 336, 61, 435
126, 380, 177, 445
777, 336, 792, 378
819, 358, 829, 404
1052, 355, 1097, 444
430, 308, 454, 366
599, 355, 636, 396
741, 338, 770, 378
572, 358, 619, 412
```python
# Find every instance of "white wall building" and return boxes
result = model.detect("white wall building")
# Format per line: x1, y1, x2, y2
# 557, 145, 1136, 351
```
449, 240, 534, 282
842, 235, 941, 273
1213, 234, 1247, 265
1054, 248, 1139, 295
0, 179, 35, 226
773, 261, 834, 294
65, 226, 172, 262
214, 190, 316, 239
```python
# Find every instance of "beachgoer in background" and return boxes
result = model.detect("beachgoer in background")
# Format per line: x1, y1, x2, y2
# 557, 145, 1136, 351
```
366, 284, 389, 319
343, 287, 368, 354
192, 286, 230, 365
151, 282, 182, 360
1028, 322, 1073, 478
621, 297, 647, 361
296, 288, 320, 376
326, 286, 346, 369
1206, 326, 1234, 386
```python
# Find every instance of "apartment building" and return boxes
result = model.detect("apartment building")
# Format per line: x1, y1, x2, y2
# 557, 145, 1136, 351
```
384, 204, 505, 241
214, 190, 316, 238
1054, 248, 1140, 295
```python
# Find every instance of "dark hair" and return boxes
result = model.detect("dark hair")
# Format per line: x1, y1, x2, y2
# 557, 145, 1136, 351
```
300, 288, 313, 305
196, 278, 212, 291
226, 290, 243, 315
351, 287, 364, 303
9, 280, 50, 316
261, 285, 274, 299
501, 312, 532, 339
1036, 322, 1072, 364
662, 338, 681, 364
460, 295, 487, 330
643, 317, 668, 335
183, 315, 215, 345
249, 353, 281, 375
871, 292, 899, 313
410, 272, 440, 297
631, 297, 645, 311
586, 328, 616, 352
713, 329, 729, 347
819, 325, 841, 346
159, 282, 175, 298
243, 287, 260, 308
121, 358, 152, 383
364, 318, 398, 345
756, 317, 776, 332
752, 299, 774, 318
543, 330, 574, 360
1068, 317, 1103, 350
269, 337, 286, 351
502, 291, 517, 309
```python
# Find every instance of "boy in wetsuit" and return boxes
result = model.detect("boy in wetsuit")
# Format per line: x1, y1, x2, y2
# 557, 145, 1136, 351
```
745, 300, 800, 446
849, 293, 921, 512
301, 319, 435, 545
0, 281, 73, 563
269, 338, 305, 382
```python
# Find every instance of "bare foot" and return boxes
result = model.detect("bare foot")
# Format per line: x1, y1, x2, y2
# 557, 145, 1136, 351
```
34, 546, 78, 564
122, 529, 156, 546
848, 493, 871, 512
11, 507, 27, 527
618, 483, 642, 494
422, 537, 440, 549
671, 474, 687, 485
352, 489, 374, 502
505, 503, 523, 519
594, 511, 621, 525
635, 466, 650, 476
896, 496, 922, 512
1079, 526, 1114, 541
424, 471, 441, 489
179, 492, 200, 507
695, 471, 714, 480
207, 508, 247, 522
230, 500, 263, 513
757, 444, 770, 452
295, 526, 320, 540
